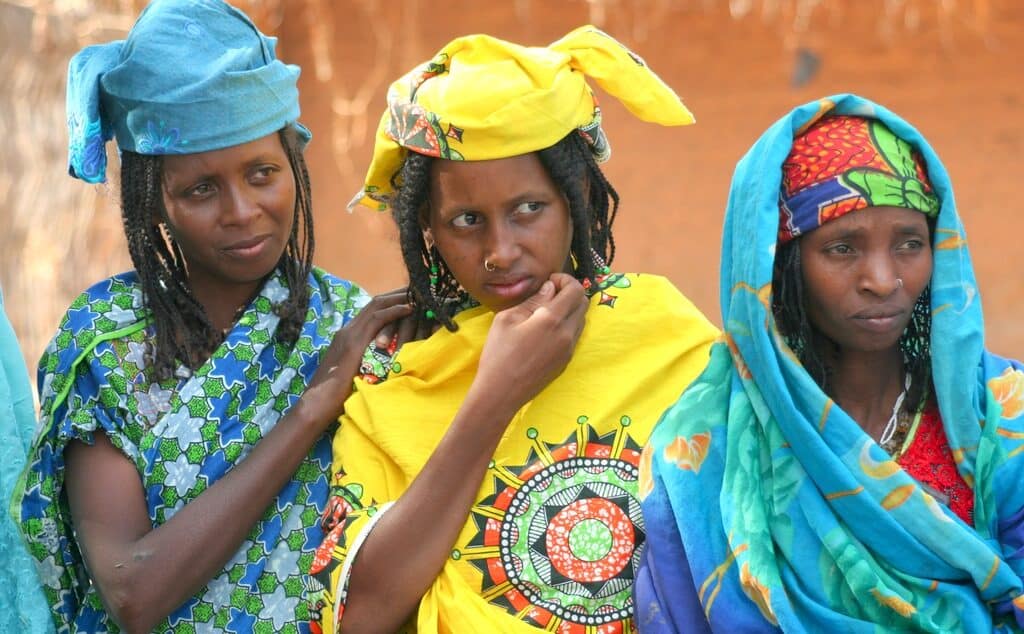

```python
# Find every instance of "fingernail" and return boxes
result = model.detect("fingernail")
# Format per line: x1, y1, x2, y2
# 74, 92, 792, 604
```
540, 281, 554, 295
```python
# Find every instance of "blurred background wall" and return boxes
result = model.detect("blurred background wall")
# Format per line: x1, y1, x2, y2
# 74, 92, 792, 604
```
1, 0, 1021, 382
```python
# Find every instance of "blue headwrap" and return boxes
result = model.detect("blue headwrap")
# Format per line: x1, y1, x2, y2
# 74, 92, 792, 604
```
67, 0, 310, 183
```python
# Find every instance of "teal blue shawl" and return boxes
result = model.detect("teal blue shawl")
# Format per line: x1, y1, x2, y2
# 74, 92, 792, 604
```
637, 94, 1024, 633
0, 287, 53, 632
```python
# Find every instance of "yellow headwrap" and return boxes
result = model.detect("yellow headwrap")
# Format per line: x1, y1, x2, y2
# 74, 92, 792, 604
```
350, 25, 695, 211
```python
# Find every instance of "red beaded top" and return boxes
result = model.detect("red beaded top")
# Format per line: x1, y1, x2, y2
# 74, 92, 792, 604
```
895, 403, 974, 525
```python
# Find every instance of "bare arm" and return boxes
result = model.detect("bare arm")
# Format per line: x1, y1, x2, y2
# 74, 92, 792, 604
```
340, 274, 589, 633
64, 291, 413, 634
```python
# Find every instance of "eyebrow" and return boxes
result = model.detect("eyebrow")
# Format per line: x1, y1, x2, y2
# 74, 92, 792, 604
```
892, 223, 928, 234
825, 222, 928, 239
435, 190, 553, 215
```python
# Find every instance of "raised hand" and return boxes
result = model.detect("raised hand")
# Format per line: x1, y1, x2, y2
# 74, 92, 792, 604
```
473, 273, 588, 416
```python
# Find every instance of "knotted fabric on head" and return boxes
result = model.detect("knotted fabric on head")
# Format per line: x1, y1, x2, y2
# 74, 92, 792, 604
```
66, 0, 310, 184
778, 114, 939, 243
351, 25, 694, 211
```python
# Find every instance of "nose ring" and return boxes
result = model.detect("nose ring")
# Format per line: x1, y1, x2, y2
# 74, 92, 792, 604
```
484, 259, 496, 272
895, 278, 904, 289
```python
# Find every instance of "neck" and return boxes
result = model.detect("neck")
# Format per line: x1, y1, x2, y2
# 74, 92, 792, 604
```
190, 279, 263, 333
817, 340, 905, 439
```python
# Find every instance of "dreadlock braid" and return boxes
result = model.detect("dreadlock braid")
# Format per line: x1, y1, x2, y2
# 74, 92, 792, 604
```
771, 239, 831, 389
390, 130, 620, 331
536, 131, 619, 281
273, 126, 316, 343
390, 150, 458, 330
119, 125, 315, 380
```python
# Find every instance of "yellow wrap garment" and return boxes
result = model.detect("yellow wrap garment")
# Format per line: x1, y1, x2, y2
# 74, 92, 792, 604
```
351, 25, 695, 211
307, 273, 718, 633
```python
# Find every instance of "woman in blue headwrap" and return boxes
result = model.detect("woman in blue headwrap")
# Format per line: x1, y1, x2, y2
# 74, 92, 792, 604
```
11, 1, 416, 632
635, 94, 1024, 632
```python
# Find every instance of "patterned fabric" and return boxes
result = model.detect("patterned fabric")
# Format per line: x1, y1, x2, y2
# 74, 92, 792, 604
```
67, 0, 309, 184
895, 403, 975, 525
307, 273, 719, 632
778, 114, 939, 243
0, 286, 54, 633
13, 268, 367, 633
636, 95, 1024, 633
351, 26, 694, 211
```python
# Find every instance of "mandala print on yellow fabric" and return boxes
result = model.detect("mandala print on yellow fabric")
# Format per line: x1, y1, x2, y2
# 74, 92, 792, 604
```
455, 418, 644, 633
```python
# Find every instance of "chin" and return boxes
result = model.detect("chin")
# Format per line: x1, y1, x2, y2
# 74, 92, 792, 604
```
844, 336, 903, 355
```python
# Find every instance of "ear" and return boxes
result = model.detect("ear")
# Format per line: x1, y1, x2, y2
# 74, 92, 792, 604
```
422, 226, 435, 249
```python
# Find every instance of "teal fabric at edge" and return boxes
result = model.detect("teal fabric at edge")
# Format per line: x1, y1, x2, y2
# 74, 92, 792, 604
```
1, 286, 54, 633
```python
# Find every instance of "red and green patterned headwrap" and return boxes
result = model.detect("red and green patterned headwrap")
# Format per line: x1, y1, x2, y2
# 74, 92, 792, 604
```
778, 115, 939, 243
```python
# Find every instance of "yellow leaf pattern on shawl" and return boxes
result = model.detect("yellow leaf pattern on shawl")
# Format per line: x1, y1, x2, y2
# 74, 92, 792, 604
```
793, 97, 837, 136
638, 443, 654, 500
730, 282, 774, 333
922, 490, 955, 523
858, 440, 901, 479
724, 333, 752, 380
935, 228, 967, 251
881, 484, 916, 511
730, 282, 772, 313
1013, 593, 1024, 610
989, 367, 1024, 420
981, 556, 1002, 591
699, 542, 746, 618
869, 588, 916, 617
739, 562, 779, 625
664, 432, 712, 474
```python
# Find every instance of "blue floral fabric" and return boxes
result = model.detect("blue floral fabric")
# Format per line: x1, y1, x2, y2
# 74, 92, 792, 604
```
14, 268, 367, 633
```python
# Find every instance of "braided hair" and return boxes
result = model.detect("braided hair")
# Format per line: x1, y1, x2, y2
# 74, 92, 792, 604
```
391, 130, 619, 330
119, 126, 315, 380
771, 234, 933, 405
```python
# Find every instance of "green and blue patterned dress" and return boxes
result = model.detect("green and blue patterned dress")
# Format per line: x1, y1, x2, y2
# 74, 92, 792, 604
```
13, 267, 367, 633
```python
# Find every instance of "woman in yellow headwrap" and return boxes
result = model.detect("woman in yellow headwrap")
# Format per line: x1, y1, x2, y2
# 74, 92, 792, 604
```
307, 26, 719, 633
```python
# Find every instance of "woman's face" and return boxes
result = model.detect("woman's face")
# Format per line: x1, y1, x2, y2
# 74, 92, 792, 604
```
425, 153, 574, 312
799, 205, 933, 354
160, 132, 295, 302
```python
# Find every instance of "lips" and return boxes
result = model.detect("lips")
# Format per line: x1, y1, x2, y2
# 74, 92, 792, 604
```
222, 234, 271, 258
483, 275, 534, 301
851, 307, 906, 334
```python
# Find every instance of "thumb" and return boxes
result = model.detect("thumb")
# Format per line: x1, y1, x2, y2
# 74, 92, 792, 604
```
515, 280, 555, 314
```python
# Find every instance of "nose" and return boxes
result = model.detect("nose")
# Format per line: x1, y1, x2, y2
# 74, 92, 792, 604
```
483, 219, 522, 271
222, 183, 261, 226
859, 251, 901, 297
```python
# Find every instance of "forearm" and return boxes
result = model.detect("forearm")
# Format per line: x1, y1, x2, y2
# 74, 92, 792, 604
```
339, 388, 517, 633
81, 392, 331, 632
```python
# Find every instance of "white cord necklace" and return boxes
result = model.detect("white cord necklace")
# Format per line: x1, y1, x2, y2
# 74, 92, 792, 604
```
878, 372, 912, 447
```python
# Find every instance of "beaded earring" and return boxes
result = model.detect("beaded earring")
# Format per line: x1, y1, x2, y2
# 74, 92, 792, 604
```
591, 248, 611, 276
425, 245, 441, 320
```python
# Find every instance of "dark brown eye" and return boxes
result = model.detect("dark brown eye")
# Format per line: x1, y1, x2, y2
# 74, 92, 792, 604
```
186, 182, 215, 198
515, 201, 544, 214
452, 212, 479, 228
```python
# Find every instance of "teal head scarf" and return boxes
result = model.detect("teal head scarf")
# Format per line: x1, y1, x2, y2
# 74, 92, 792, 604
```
67, 0, 310, 183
